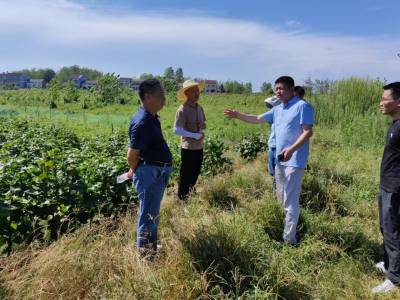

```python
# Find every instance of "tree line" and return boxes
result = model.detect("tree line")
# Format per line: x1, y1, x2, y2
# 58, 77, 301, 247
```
12, 65, 335, 95
13, 65, 103, 85
13, 65, 264, 94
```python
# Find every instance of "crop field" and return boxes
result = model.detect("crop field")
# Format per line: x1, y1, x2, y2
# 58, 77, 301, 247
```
0, 77, 397, 299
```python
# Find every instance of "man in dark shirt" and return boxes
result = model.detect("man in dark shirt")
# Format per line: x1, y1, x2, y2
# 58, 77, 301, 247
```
127, 79, 172, 259
372, 82, 400, 294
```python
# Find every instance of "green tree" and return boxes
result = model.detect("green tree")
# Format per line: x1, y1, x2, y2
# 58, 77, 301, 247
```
13, 68, 43, 79
244, 82, 253, 93
57, 65, 103, 84
175, 68, 183, 82
260, 82, 272, 93
49, 75, 61, 108
156, 76, 178, 93
26, 86, 41, 102
219, 84, 225, 93
164, 67, 175, 79
43, 68, 56, 83
64, 80, 79, 103
224, 80, 245, 94
139, 73, 153, 80
97, 72, 121, 104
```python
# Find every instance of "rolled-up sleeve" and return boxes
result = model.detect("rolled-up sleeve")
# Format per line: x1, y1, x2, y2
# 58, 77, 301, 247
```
129, 120, 149, 150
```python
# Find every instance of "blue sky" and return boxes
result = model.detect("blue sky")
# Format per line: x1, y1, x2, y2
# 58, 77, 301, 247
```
0, 0, 399, 91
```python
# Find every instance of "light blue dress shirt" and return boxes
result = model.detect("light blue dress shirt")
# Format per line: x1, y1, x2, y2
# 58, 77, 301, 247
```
262, 96, 314, 169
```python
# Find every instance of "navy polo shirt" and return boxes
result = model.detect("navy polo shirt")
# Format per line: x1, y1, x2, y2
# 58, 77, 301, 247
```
129, 106, 172, 163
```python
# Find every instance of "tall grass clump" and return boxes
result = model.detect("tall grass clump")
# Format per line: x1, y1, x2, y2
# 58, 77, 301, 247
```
178, 211, 302, 298
308, 77, 389, 148
308, 77, 384, 126
201, 167, 270, 209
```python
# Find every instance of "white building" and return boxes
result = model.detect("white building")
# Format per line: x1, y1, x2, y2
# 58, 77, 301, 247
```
27, 79, 47, 89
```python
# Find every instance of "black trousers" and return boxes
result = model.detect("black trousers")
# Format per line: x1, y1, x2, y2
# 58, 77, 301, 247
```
378, 188, 400, 284
178, 148, 203, 201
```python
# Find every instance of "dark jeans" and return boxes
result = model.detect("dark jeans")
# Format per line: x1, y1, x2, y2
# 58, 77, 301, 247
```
378, 188, 400, 284
178, 148, 203, 201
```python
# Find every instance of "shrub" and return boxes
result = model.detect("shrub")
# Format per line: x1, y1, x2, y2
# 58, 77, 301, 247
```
202, 135, 231, 176
235, 133, 268, 159
0, 116, 137, 254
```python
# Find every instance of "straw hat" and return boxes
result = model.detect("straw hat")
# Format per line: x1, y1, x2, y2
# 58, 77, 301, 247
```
177, 79, 208, 101
264, 96, 281, 109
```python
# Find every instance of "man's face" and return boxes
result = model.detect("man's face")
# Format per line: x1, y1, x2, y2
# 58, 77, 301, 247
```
380, 89, 400, 116
147, 85, 166, 112
275, 83, 294, 103
185, 86, 200, 103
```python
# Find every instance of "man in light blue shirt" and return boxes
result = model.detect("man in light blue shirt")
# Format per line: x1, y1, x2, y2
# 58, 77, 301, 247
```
224, 76, 314, 245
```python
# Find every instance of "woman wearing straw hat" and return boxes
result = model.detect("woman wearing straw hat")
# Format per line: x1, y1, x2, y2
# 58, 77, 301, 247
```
174, 79, 208, 203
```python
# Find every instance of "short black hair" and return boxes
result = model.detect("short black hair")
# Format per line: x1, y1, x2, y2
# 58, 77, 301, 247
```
383, 82, 400, 100
294, 86, 305, 96
275, 76, 294, 89
138, 78, 161, 101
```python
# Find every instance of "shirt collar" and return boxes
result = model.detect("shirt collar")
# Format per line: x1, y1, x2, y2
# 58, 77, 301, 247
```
184, 101, 198, 108
139, 105, 159, 119
281, 96, 299, 108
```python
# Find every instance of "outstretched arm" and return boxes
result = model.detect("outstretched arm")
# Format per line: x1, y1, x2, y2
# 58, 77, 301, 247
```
223, 109, 269, 124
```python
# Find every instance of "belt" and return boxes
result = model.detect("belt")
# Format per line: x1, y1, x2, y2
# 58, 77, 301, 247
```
138, 159, 173, 167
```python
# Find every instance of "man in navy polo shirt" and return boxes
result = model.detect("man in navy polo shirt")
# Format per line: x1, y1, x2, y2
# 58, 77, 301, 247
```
127, 78, 173, 258
224, 76, 314, 245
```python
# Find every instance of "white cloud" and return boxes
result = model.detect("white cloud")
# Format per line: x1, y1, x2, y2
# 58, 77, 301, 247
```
286, 20, 301, 27
0, 0, 399, 90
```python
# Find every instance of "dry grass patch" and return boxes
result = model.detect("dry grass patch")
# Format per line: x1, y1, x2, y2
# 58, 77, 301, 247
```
0, 213, 204, 299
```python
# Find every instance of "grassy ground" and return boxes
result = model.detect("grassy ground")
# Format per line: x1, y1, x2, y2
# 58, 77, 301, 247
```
0, 78, 395, 298
0, 126, 395, 299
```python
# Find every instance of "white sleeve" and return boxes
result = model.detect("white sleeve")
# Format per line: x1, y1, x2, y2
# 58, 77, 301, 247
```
173, 126, 202, 140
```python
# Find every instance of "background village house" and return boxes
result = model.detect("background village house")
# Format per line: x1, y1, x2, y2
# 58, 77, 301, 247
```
0, 72, 30, 88
27, 79, 47, 89
130, 79, 143, 91
119, 78, 132, 87
68, 75, 86, 88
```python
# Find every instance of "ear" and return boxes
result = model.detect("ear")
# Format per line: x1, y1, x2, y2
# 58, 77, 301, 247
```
144, 92, 152, 102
